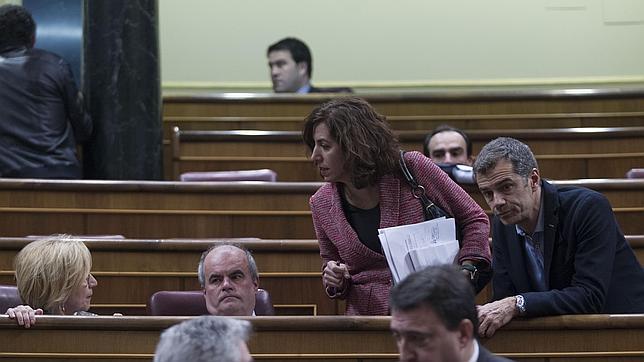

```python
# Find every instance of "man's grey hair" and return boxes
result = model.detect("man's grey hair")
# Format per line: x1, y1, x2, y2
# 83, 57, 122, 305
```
473, 137, 538, 179
154, 316, 251, 362
197, 243, 259, 288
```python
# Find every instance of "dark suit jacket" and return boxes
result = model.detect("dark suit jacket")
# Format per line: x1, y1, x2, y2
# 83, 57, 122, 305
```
492, 180, 644, 316
308, 85, 353, 93
478, 345, 513, 362
0, 47, 92, 178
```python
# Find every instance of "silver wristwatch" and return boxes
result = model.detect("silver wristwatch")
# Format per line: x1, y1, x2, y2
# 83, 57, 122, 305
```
515, 295, 526, 315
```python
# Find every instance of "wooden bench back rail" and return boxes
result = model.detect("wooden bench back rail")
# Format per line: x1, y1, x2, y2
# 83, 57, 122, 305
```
0, 314, 643, 361
174, 154, 644, 181
1, 178, 644, 238
174, 126, 644, 143
1, 236, 641, 316
171, 126, 644, 180
163, 111, 644, 133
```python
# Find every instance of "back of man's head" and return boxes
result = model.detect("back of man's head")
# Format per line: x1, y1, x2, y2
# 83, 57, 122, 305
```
267, 37, 312, 78
154, 316, 252, 362
390, 264, 478, 335
0, 5, 35, 51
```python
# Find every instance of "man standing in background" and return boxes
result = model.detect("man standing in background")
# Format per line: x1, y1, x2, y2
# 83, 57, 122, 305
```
0, 4, 92, 178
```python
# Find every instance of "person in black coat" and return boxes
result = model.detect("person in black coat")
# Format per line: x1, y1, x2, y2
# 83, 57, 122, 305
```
0, 5, 92, 178
474, 137, 644, 338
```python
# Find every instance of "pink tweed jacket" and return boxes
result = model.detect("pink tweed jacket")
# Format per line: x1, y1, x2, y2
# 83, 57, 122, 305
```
309, 151, 491, 315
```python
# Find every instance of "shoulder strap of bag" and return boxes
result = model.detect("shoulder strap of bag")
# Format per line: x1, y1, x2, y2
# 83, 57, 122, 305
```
398, 150, 445, 220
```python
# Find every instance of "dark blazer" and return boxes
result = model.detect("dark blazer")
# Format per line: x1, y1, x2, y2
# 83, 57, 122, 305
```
492, 180, 644, 316
0, 47, 92, 178
308, 85, 353, 93
478, 345, 513, 362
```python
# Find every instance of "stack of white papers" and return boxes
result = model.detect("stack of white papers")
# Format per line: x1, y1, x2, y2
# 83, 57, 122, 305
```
378, 217, 459, 283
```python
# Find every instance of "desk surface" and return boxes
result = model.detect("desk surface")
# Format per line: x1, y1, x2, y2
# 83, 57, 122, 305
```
0, 314, 642, 362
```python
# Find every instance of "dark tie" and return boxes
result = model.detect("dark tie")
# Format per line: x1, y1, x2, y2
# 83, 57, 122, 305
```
524, 234, 547, 291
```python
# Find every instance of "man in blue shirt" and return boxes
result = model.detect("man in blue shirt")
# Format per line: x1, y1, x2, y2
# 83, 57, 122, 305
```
266, 37, 352, 94
473, 137, 644, 337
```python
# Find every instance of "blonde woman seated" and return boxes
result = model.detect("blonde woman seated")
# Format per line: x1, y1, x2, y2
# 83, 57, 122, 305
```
5, 235, 98, 328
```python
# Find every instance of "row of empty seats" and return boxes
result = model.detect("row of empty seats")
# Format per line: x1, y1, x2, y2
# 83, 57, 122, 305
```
170, 126, 644, 181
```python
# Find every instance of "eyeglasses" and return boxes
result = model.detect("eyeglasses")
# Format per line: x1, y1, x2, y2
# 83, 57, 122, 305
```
391, 330, 434, 348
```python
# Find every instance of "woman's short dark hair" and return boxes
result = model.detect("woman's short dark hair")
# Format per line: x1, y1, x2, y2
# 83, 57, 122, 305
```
302, 97, 400, 188
0, 5, 35, 51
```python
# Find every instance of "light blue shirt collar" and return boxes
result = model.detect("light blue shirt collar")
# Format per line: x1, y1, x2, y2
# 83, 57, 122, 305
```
516, 192, 545, 237
296, 84, 311, 94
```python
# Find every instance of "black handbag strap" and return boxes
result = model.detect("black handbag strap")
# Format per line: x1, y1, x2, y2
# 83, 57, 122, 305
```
398, 150, 447, 220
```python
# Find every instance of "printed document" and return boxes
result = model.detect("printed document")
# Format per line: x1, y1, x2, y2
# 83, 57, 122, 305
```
378, 217, 458, 283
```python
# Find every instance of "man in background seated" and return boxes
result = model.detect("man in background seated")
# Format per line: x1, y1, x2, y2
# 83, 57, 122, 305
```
154, 315, 252, 362
267, 37, 352, 93
198, 244, 259, 316
474, 137, 644, 338
390, 265, 510, 362
423, 125, 473, 166
424, 125, 475, 184
0, 5, 92, 178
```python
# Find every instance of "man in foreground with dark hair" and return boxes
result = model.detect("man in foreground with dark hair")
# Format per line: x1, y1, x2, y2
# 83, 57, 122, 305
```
267, 37, 352, 93
390, 265, 510, 362
474, 137, 644, 338
0, 4, 92, 178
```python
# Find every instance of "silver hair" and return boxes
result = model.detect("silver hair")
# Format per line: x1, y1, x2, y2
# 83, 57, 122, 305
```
197, 243, 259, 288
154, 316, 251, 362
473, 137, 538, 179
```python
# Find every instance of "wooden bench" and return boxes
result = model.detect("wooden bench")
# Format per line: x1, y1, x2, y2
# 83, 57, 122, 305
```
1, 236, 641, 316
0, 237, 340, 316
163, 111, 644, 134
162, 88, 644, 179
0, 179, 643, 238
163, 87, 644, 119
162, 113, 644, 179
170, 126, 644, 180
1, 314, 642, 361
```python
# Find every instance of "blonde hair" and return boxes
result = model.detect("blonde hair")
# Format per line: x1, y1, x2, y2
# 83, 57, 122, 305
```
14, 235, 92, 314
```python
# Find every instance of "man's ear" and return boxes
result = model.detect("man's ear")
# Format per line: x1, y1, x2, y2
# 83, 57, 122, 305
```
457, 319, 474, 348
297, 62, 308, 78
530, 168, 540, 190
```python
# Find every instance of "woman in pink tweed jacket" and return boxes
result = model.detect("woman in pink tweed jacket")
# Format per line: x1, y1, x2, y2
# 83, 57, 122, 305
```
303, 97, 491, 316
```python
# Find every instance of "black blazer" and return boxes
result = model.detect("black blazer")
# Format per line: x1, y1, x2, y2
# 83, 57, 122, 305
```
308, 85, 353, 93
478, 345, 513, 362
491, 180, 644, 316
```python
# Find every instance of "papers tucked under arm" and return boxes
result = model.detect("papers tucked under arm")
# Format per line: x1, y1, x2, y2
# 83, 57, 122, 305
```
378, 217, 459, 283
